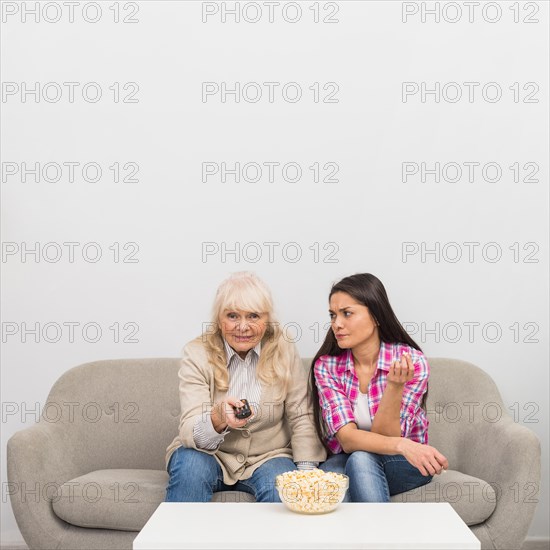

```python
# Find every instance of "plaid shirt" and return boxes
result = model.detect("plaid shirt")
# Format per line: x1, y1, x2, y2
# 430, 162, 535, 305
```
314, 341, 429, 454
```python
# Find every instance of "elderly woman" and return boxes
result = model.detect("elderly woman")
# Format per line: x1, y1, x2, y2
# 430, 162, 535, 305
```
165, 271, 326, 502
311, 273, 449, 501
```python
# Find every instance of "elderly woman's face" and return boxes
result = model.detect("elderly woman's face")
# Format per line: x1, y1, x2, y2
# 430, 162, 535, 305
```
219, 309, 268, 358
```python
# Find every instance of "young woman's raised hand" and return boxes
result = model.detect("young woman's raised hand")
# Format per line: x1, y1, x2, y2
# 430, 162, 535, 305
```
387, 352, 415, 387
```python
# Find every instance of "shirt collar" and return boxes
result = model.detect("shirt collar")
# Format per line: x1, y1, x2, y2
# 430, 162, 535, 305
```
344, 341, 391, 373
223, 339, 261, 367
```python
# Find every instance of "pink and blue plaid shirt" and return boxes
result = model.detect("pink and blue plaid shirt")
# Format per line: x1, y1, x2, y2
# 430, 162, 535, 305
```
314, 341, 429, 454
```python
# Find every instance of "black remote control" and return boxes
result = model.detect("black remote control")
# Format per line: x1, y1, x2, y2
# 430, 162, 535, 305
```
234, 399, 252, 419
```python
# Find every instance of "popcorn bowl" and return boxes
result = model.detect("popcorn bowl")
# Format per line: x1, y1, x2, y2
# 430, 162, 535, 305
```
275, 469, 349, 514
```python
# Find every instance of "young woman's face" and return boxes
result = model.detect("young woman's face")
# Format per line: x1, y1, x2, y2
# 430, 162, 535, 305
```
219, 309, 268, 357
329, 291, 378, 349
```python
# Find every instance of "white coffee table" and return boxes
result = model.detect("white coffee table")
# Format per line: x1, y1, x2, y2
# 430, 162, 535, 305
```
133, 502, 480, 549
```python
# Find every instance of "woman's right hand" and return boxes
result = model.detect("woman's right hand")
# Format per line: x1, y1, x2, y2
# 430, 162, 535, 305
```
398, 438, 449, 476
211, 397, 254, 433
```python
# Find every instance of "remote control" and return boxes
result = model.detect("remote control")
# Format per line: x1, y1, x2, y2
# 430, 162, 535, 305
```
233, 399, 252, 420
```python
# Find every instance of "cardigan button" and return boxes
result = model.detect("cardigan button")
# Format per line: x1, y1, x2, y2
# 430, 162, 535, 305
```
170, 410, 180, 417
242, 430, 250, 438
237, 453, 245, 463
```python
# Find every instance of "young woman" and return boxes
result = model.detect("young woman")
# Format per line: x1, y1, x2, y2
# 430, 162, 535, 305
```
165, 271, 326, 502
311, 273, 448, 502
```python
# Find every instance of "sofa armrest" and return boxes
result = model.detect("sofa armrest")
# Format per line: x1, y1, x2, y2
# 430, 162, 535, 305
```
460, 418, 541, 549
7, 422, 84, 550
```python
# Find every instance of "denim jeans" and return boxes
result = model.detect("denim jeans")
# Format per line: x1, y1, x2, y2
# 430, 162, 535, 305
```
319, 451, 433, 502
165, 447, 296, 502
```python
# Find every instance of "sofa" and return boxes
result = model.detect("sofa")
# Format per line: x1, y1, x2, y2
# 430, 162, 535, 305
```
7, 356, 541, 550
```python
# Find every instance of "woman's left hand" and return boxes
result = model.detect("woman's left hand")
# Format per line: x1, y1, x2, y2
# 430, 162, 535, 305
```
387, 353, 415, 388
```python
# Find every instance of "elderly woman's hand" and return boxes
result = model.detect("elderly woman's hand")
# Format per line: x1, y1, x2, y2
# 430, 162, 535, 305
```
211, 397, 254, 433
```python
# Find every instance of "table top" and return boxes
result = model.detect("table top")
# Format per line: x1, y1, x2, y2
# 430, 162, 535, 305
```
133, 502, 480, 549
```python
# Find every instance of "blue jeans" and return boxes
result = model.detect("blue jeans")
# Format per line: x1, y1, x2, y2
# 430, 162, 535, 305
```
320, 451, 433, 502
165, 447, 296, 502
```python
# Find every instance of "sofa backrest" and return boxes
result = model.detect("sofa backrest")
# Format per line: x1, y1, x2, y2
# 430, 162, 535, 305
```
42, 356, 507, 472
43, 358, 181, 472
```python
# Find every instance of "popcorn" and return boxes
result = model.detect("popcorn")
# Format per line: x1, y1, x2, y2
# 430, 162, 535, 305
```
275, 469, 349, 514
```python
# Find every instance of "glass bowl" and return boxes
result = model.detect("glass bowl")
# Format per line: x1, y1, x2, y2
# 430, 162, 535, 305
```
275, 469, 349, 514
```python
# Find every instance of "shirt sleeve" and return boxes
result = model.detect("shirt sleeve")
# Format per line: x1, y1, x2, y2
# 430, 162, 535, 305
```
399, 351, 429, 443
295, 461, 319, 470
313, 356, 355, 452
174, 341, 228, 455
193, 413, 230, 450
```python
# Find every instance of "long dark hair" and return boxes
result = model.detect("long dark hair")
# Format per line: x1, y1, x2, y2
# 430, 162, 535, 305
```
309, 273, 427, 454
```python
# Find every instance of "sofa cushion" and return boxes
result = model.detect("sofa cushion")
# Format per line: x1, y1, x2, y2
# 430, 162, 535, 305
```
53, 468, 494, 532
53, 469, 167, 531
52, 469, 255, 531
390, 469, 496, 525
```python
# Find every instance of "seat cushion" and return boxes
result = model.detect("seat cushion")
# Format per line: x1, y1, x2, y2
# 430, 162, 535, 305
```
390, 469, 496, 525
53, 469, 254, 531
53, 469, 168, 531
53, 468, 495, 532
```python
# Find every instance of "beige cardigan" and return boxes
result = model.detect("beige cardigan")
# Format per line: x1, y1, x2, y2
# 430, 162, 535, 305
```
165, 337, 326, 484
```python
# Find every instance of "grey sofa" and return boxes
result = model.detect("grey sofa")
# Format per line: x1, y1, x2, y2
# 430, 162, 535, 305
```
7, 357, 540, 550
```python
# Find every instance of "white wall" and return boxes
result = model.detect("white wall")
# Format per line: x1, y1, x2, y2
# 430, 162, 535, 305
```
1, 0, 548, 544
